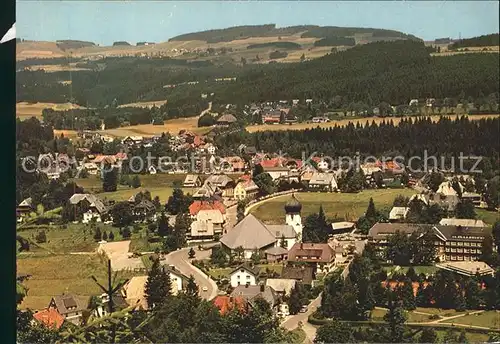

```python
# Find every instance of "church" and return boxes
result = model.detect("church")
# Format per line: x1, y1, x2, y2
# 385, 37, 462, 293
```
219, 194, 303, 259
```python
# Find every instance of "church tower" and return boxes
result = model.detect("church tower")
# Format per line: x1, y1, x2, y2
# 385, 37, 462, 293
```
284, 194, 303, 241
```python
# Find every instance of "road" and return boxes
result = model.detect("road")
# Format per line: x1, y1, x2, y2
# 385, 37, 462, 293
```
163, 245, 218, 301
281, 294, 322, 342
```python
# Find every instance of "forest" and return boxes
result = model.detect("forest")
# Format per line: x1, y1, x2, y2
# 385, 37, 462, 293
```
16, 40, 499, 109
217, 116, 500, 165
300, 26, 421, 40
246, 41, 301, 50
449, 33, 499, 49
314, 37, 356, 47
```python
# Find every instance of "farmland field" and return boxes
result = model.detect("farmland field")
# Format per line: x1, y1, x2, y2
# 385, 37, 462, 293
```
98, 117, 210, 137
16, 102, 85, 120
250, 189, 415, 223
245, 114, 500, 133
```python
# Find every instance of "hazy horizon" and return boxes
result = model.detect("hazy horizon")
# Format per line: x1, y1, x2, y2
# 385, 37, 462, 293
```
16, 1, 500, 45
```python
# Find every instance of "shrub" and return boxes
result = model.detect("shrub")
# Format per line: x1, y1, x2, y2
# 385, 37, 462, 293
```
35, 230, 47, 243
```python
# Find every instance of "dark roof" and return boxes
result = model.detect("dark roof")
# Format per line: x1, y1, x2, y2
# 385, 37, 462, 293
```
287, 243, 334, 263
284, 194, 302, 213
50, 294, 85, 315
368, 223, 491, 242
281, 266, 314, 285
134, 199, 155, 212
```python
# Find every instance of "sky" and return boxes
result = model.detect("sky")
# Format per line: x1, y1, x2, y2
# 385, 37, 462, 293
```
16, 1, 500, 46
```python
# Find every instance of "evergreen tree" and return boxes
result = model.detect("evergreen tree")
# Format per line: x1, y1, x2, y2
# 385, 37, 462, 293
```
366, 197, 377, 219
93, 227, 102, 241
480, 235, 495, 265
455, 200, 476, 219
185, 275, 199, 298
121, 226, 131, 239
131, 175, 142, 188
102, 164, 118, 192
458, 330, 468, 344
314, 320, 354, 344
288, 283, 303, 315
415, 281, 432, 307
144, 258, 172, 309
102, 231, 108, 241
157, 211, 170, 237
418, 328, 438, 343
108, 231, 115, 241
173, 212, 190, 248
279, 234, 287, 249
152, 196, 162, 211
465, 278, 482, 309
398, 278, 416, 310
493, 221, 500, 253
384, 301, 407, 343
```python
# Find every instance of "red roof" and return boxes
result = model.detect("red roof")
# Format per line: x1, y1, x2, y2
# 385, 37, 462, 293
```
381, 281, 429, 297
213, 296, 247, 315
239, 174, 252, 182
33, 308, 65, 329
259, 158, 286, 168
189, 200, 226, 216
115, 152, 128, 160
193, 136, 204, 147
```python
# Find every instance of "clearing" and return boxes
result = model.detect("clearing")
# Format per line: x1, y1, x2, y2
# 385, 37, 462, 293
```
118, 100, 168, 109
98, 117, 209, 137
245, 114, 500, 133
250, 189, 415, 223
476, 208, 499, 226
16, 102, 85, 120
441, 311, 500, 329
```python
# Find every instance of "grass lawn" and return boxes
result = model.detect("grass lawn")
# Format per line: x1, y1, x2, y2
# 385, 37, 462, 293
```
16, 223, 115, 253
476, 208, 499, 226
441, 311, 500, 329
250, 189, 415, 223
414, 307, 469, 317
435, 330, 489, 343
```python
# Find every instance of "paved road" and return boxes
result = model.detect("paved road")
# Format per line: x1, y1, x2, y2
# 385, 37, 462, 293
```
163, 246, 218, 300
281, 294, 322, 342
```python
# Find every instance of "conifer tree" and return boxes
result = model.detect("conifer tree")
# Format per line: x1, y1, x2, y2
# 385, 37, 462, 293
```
144, 258, 172, 309
185, 275, 199, 298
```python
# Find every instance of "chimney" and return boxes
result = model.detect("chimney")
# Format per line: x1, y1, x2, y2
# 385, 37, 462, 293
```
260, 284, 265, 292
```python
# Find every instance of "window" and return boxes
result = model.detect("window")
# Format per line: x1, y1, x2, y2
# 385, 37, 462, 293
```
246, 275, 250, 280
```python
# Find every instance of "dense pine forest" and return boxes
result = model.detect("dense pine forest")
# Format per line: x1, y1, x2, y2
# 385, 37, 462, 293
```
16, 40, 499, 109
217, 116, 500, 163
450, 33, 499, 49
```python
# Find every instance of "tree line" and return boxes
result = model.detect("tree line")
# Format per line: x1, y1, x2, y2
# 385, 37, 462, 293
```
449, 33, 499, 49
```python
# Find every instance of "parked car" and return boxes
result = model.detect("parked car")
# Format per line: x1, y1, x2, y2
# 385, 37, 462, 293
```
299, 305, 308, 313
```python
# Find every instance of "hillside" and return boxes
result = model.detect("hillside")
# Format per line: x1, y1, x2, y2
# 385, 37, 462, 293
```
450, 33, 499, 49
169, 23, 421, 43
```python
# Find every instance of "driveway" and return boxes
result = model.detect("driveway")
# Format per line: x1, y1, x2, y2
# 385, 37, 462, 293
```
163, 246, 218, 300
282, 294, 322, 342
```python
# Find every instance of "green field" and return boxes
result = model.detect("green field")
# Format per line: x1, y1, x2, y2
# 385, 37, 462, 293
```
17, 253, 114, 310
442, 311, 500, 329
476, 208, 499, 226
250, 189, 416, 223
371, 308, 436, 323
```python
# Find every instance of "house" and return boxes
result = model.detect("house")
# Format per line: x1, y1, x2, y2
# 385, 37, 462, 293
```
121, 266, 187, 309
234, 179, 260, 200
133, 199, 156, 220
16, 197, 34, 223
439, 218, 486, 228
265, 278, 296, 297
217, 114, 238, 126
409, 99, 419, 106
461, 192, 482, 207
213, 296, 248, 315
33, 308, 65, 329
204, 174, 236, 198
48, 294, 86, 325
308, 172, 337, 192
287, 242, 335, 274
189, 200, 226, 217
262, 110, 282, 124
219, 214, 298, 259
312, 116, 330, 123
281, 266, 314, 285
189, 208, 225, 240
193, 183, 221, 199
264, 166, 290, 181
368, 222, 492, 262
221, 156, 246, 172
184, 174, 202, 188
264, 246, 288, 262
204, 143, 217, 155
331, 221, 356, 234
68, 194, 107, 223
389, 207, 410, 222
229, 263, 260, 287
189, 220, 215, 241
436, 261, 495, 277
436, 181, 462, 197
83, 162, 99, 175
230, 285, 279, 309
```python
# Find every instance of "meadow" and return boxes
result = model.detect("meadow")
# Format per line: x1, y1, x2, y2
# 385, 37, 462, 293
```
250, 188, 415, 223
245, 114, 500, 133
16, 102, 85, 120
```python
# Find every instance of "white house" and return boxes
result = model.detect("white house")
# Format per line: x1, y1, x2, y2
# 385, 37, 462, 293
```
68, 193, 107, 223
308, 172, 338, 192
229, 264, 259, 287
389, 207, 410, 222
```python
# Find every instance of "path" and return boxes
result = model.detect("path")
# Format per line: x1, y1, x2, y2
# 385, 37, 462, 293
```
282, 294, 322, 342
198, 101, 212, 118
163, 245, 218, 301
